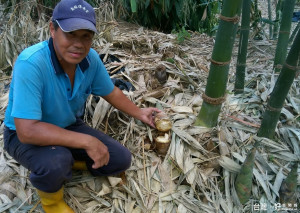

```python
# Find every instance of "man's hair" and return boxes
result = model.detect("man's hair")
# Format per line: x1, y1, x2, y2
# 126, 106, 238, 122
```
52, 21, 59, 30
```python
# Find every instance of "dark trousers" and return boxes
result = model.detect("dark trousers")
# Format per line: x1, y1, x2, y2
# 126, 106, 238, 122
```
3, 119, 131, 193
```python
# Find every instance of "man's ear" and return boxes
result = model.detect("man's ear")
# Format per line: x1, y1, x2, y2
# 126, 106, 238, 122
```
49, 21, 55, 38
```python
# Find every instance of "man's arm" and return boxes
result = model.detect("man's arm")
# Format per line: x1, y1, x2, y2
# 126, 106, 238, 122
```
14, 118, 109, 169
103, 86, 161, 128
13, 87, 158, 168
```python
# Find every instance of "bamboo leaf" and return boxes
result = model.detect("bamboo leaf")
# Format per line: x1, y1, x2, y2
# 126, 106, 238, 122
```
218, 156, 241, 173
260, 18, 275, 25
97, 183, 111, 196
131, 180, 145, 205
145, 0, 150, 8
172, 126, 208, 153
92, 97, 111, 128
130, 0, 137, 13
271, 168, 285, 202
175, 136, 184, 170
253, 168, 273, 201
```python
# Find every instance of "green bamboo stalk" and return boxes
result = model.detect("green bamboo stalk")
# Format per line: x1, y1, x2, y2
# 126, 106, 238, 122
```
195, 0, 243, 127
289, 21, 300, 43
279, 163, 298, 204
273, 0, 283, 40
258, 28, 300, 138
273, 0, 296, 72
234, 0, 251, 94
235, 146, 257, 204
268, 0, 273, 38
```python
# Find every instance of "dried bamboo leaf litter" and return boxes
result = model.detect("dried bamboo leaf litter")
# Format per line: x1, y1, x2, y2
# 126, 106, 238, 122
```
0, 1, 300, 213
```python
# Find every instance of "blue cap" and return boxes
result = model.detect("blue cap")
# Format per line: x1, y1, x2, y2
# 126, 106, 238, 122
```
52, 0, 98, 33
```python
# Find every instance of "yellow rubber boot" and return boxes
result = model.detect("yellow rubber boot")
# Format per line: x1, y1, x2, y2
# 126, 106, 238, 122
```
72, 161, 88, 170
37, 187, 74, 213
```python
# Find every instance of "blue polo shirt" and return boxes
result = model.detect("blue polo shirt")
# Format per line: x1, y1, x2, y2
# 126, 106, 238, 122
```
4, 38, 114, 130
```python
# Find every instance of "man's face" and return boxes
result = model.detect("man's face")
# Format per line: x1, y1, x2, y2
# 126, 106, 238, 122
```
50, 22, 94, 68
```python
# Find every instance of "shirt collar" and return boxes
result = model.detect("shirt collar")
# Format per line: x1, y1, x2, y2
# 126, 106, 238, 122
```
48, 37, 90, 74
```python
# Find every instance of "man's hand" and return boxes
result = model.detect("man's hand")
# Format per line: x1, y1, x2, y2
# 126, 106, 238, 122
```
138, 108, 162, 128
85, 136, 110, 169
103, 87, 162, 128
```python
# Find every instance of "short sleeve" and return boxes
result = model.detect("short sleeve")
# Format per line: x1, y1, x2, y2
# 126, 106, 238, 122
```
89, 50, 115, 96
11, 60, 43, 120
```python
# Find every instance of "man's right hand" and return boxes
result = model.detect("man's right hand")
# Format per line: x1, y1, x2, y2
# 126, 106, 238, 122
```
85, 136, 110, 169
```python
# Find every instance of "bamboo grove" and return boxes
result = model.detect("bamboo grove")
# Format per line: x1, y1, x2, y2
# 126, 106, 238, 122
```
195, 0, 299, 206
273, 0, 296, 72
196, 0, 299, 139
195, 0, 243, 127
234, 0, 251, 94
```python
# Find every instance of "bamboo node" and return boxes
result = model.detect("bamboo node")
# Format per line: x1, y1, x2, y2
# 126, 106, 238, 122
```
275, 64, 282, 70
210, 58, 231, 66
202, 93, 227, 105
234, 88, 244, 92
240, 27, 250, 31
284, 63, 298, 71
267, 105, 281, 112
219, 15, 240, 24
279, 30, 290, 34
237, 63, 246, 67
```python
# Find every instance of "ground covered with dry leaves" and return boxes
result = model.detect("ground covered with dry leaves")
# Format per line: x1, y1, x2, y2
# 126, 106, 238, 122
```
0, 4, 300, 213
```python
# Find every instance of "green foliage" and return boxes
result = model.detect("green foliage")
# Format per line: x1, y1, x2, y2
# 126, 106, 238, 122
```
1, 0, 221, 35
250, 0, 264, 39
116, 0, 220, 35
172, 27, 191, 44
166, 58, 175, 64
130, 0, 137, 12
0, 0, 101, 12
260, 18, 275, 25
268, 154, 274, 162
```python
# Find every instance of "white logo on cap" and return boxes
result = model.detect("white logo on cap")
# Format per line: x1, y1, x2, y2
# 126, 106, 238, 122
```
70, 5, 89, 13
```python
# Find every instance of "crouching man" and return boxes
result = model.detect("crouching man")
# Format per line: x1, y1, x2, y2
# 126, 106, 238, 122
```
3, 0, 160, 212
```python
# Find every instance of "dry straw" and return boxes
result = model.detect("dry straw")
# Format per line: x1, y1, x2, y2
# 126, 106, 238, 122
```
0, 0, 299, 212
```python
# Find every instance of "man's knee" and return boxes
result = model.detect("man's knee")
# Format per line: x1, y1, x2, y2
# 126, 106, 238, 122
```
121, 148, 132, 170
89, 147, 132, 176
30, 146, 73, 192
110, 145, 132, 172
